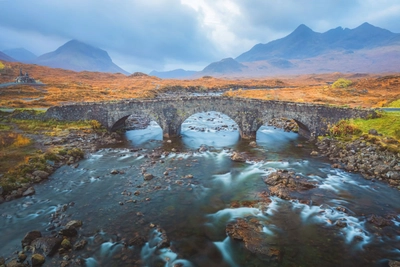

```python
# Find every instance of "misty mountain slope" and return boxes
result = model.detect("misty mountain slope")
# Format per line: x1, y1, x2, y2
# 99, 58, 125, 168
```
35, 40, 128, 74
3, 48, 37, 63
236, 22, 400, 62
0, 51, 16, 62
201, 58, 246, 74
150, 69, 197, 79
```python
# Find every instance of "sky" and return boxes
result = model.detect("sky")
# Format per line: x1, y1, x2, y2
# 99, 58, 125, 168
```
1, 0, 399, 73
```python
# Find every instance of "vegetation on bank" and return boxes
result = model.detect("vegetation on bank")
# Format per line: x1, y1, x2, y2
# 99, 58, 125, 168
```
387, 99, 400, 108
0, 113, 103, 196
328, 111, 400, 153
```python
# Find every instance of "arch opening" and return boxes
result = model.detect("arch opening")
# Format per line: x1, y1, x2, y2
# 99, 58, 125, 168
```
180, 111, 240, 149
112, 114, 163, 146
256, 118, 308, 151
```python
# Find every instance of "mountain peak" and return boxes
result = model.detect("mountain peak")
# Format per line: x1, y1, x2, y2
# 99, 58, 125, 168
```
36, 40, 128, 74
293, 24, 314, 34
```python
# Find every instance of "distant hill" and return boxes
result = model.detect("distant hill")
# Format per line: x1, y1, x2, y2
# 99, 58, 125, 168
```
201, 58, 246, 74
236, 22, 400, 62
3, 48, 37, 63
0, 51, 16, 62
150, 69, 197, 79
35, 40, 128, 74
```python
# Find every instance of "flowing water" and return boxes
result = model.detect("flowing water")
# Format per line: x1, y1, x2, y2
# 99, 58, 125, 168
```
1, 112, 400, 267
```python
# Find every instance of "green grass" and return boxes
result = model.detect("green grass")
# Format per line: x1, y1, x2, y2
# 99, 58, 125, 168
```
352, 111, 400, 140
387, 99, 400, 108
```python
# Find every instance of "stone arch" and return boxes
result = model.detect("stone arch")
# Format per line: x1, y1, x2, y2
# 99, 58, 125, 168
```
179, 109, 245, 138
292, 119, 311, 139
109, 111, 162, 133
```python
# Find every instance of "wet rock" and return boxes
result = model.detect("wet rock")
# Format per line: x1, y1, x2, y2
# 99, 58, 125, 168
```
64, 220, 83, 229
143, 173, 154, 181
230, 151, 246, 162
335, 219, 348, 228
110, 169, 119, 174
5, 259, 25, 267
389, 260, 400, 267
73, 239, 88, 251
31, 254, 45, 266
264, 170, 317, 200
127, 236, 146, 247
310, 150, 319, 156
59, 228, 78, 237
32, 170, 50, 180
18, 251, 27, 262
0, 185, 3, 195
198, 145, 208, 152
61, 239, 72, 249
387, 171, 400, 180
22, 186, 35, 196
156, 228, 169, 249
249, 141, 257, 147
0, 256, 4, 265
226, 217, 281, 260
32, 237, 62, 256
21, 230, 42, 248
367, 214, 394, 227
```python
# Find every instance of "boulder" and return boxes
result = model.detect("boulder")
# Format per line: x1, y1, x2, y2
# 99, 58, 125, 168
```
368, 129, 379, 135
4, 259, 25, 267
74, 239, 88, 250
64, 220, 83, 229
32, 237, 62, 256
367, 214, 394, 227
21, 230, 42, 248
22, 186, 35, 197
231, 151, 246, 162
59, 228, 78, 237
61, 239, 72, 249
264, 170, 317, 200
249, 141, 257, 147
143, 173, 154, 181
31, 254, 45, 266
32, 170, 50, 180
226, 217, 281, 260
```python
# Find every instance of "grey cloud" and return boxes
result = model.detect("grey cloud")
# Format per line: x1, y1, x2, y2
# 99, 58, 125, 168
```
0, 0, 218, 71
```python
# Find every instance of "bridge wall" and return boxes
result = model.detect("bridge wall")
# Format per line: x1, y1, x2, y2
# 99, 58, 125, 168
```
45, 97, 376, 139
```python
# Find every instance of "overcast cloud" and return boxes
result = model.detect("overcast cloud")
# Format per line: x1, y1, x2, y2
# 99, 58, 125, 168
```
0, 0, 399, 73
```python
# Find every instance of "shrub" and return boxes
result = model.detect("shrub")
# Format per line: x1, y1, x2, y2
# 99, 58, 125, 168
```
329, 120, 362, 137
332, 78, 353, 88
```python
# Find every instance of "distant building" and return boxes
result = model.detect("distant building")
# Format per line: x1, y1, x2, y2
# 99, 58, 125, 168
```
15, 68, 36, 83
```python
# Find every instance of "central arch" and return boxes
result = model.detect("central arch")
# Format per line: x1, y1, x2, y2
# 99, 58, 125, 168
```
180, 111, 240, 148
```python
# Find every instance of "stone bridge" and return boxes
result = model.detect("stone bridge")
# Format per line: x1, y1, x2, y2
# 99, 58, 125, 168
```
45, 97, 376, 139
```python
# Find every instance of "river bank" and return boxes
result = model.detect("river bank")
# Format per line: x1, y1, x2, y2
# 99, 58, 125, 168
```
316, 135, 400, 189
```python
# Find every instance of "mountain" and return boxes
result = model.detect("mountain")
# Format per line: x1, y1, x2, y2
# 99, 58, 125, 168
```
3, 48, 37, 62
0, 51, 16, 62
236, 22, 400, 62
150, 69, 197, 79
35, 40, 128, 74
201, 58, 246, 74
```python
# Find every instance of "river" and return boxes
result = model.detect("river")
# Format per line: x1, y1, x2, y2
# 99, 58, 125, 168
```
1, 112, 399, 267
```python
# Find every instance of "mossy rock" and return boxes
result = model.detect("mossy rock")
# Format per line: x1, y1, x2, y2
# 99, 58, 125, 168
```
31, 254, 45, 266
